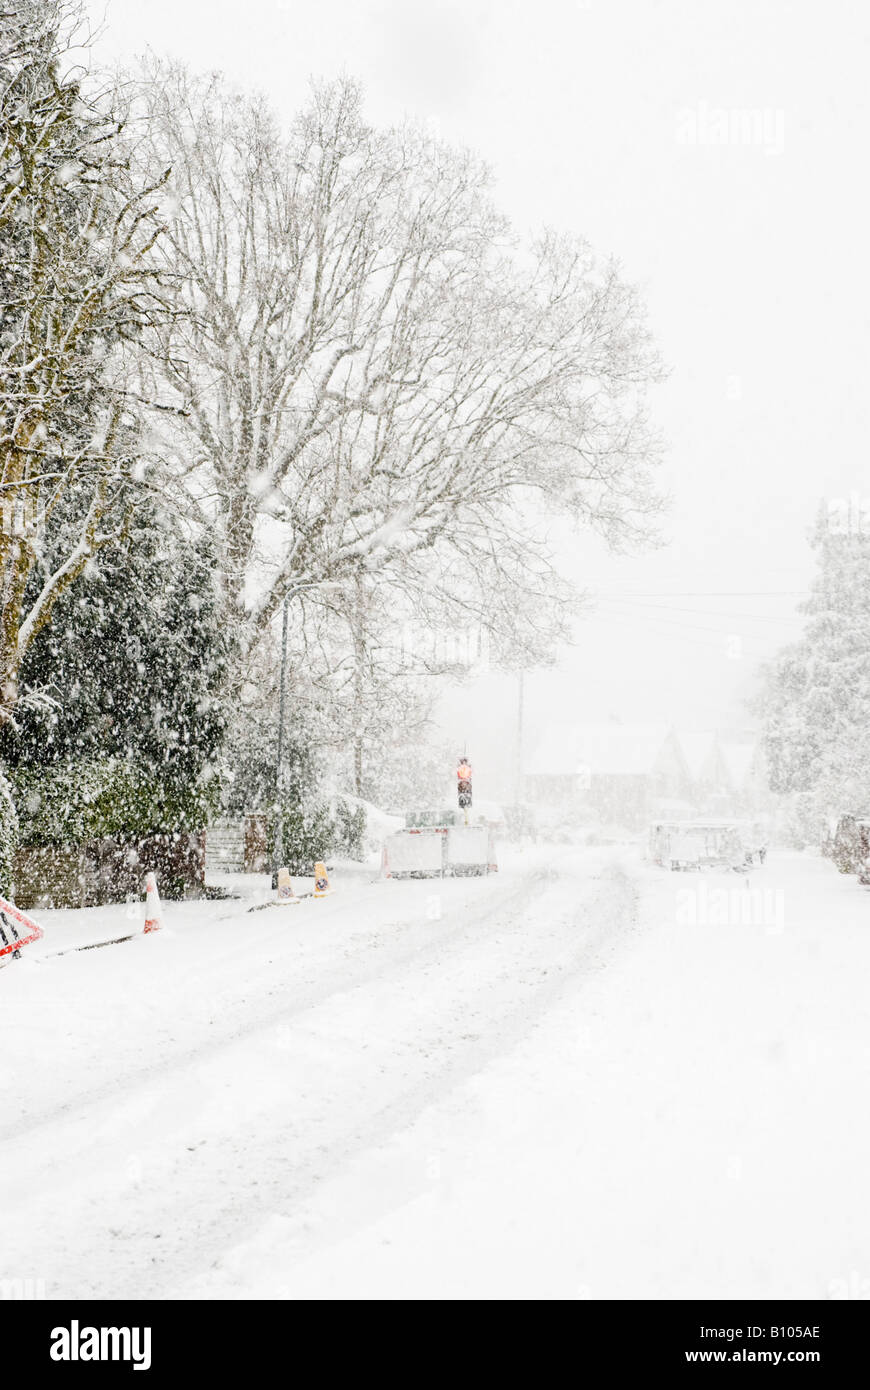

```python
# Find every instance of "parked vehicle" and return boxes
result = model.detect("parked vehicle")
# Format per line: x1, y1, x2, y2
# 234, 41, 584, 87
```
649, 819, 761, 872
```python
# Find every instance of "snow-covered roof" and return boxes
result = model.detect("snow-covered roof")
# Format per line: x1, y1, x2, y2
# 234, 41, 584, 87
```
527, 723, 680, 778
679, 731, 720, 780
720, 742, 756, 788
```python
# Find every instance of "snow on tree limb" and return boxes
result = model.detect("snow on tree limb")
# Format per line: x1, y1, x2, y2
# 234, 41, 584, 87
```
0, 1, 168, 722
131, 65, 664, 677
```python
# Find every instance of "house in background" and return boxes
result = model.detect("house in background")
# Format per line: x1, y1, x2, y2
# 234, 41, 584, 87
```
720, 738, 770, 813
525, 723, 693, 827
678, 730, 769, 815
524, 722, 769, 827
680, 730, 731, 802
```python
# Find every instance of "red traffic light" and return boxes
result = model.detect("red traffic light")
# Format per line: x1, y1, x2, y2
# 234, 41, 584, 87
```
457, 757, 472, 808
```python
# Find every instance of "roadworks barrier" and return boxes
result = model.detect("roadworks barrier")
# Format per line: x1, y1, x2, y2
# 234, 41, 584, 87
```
381, 825, 497, 878
0, 895, 45, 964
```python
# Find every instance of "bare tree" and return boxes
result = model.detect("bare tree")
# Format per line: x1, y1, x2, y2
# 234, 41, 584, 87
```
0, 0, 167, 723
134, 67, 664, 683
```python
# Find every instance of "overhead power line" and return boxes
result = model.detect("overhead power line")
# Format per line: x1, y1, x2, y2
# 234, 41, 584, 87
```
596, 600, 803, 622
593, 590, 809, 598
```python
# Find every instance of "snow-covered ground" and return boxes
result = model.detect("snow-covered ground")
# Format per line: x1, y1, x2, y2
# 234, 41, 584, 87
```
2, 845, 869, 1300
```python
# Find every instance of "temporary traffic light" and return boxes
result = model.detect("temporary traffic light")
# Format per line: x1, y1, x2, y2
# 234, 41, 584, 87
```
457, 757, 472, 809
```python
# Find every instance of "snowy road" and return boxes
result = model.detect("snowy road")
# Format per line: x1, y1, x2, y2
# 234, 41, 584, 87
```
2, 845, 869, 1300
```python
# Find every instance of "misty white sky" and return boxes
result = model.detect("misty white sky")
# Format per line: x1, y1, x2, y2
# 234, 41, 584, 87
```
86, 0, 870, 795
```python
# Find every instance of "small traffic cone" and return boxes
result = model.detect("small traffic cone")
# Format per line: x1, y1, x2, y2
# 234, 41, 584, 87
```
313, 862, 332, 897
276, 866, 300, 904
143, 872, 163, 933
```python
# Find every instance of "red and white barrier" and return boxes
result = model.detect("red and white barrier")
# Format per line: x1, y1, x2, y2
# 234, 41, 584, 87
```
445, 825, 489, 871
382, 827, 448, 878
0, 895, 45, 961
382, 824, 498, 879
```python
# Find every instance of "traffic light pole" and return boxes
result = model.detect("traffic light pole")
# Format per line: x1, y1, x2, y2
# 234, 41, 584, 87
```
457, 757, 472, 823
274, 595, 289, 874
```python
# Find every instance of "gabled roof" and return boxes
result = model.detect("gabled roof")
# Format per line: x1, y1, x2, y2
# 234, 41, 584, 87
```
527, 723, 683, 778
720, 741, 758, 789
679, 731, 720, 781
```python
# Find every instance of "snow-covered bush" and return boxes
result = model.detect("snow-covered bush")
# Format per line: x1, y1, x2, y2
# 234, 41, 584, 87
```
1, 497, 228, 857
332, 799, 367, 861
11, 757, 218, 848
264, 796, 368, 872
270, 800, 336, 876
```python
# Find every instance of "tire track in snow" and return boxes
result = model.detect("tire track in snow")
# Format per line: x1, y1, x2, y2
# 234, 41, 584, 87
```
207, 862, 640, 1253
164, 860, 639, 1298
1, 853, 640, 1298
0, 866, 543, 1147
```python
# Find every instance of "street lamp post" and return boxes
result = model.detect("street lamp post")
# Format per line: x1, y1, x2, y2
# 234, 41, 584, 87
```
274, 595, 289, 875
515, 668, 524, 806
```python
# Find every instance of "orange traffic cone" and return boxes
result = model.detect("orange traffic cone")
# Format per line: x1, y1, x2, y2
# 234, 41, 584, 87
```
313, 862, 332, 897
143, 872, 163, 933
276, 866, 300, 904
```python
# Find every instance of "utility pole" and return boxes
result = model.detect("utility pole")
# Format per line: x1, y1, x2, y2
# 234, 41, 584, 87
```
353, 573, 366, 798
274, 595, 289, 874
515, 669, 524, 806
